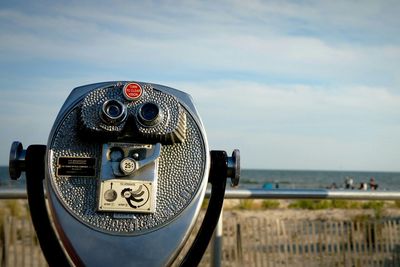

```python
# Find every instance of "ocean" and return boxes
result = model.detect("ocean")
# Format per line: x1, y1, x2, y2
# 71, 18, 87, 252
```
239, 169, 400, 190
0, 166, 399, 191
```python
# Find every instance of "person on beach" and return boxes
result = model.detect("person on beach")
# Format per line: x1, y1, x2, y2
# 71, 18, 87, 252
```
359, 182, 368, 190
329, 182, 337, 189
345, 176, 354, 189
369, 177, 378, 190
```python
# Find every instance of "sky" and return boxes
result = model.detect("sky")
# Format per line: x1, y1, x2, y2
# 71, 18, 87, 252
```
0, 0, 399, 171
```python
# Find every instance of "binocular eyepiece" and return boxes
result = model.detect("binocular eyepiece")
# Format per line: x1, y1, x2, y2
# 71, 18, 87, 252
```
100, 99, 127, 125
9, 81, 240, 267
100, 99, 163, 128
137, 102, 163, 127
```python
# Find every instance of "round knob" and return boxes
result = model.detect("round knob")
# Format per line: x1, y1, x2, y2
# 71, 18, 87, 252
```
209, 149, 241, 187
227, 149, 240, 187
9, 141, 26, 180
104, 189, 118, 202
119, 157, 137, 175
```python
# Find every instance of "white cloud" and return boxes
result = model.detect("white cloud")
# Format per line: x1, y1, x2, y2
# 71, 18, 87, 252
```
171, 80, 400, 170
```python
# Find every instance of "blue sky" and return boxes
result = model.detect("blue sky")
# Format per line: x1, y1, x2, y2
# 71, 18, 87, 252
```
0, 0, 399, 171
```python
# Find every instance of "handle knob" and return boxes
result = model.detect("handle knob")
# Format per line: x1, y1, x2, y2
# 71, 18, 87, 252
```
209, 149, 240, 187
9, 141, 26, 180
227, 149, 240, 187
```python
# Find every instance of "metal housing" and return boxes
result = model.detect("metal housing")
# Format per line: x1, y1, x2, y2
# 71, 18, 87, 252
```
45, 82, 210, 266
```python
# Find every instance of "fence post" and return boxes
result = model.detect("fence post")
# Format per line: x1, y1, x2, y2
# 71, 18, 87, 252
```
211, 211, 223, 267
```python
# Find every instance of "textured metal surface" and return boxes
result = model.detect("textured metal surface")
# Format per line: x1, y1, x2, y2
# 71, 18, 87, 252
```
48, 83, 206, 235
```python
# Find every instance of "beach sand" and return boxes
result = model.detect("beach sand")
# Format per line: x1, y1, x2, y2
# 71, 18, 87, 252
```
222, 199, 400, 221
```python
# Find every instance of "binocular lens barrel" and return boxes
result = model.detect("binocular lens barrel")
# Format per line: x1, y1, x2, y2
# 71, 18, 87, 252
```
100, 99, 127, 125
137, 102, 162, 127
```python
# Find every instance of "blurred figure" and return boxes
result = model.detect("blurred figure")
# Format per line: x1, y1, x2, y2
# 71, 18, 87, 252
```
369, 177, 378, 190
329, 182, 338, 189
359, 182, 368, 190
263, 183, 274, 190
345, 176, 354, 189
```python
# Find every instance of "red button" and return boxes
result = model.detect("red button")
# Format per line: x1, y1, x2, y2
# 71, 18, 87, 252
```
123, 83, 143, 100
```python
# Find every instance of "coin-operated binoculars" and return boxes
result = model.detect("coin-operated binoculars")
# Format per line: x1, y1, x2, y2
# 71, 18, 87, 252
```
9, 81, 240, 267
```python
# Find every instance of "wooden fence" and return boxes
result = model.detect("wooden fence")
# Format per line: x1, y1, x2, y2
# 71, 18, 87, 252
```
199, 212, 400, 267
1, 216, 46, 267
1, 212, 400, 267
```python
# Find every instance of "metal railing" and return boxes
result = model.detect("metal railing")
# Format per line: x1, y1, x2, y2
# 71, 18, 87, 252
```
2, 187, 400, 267
3, 187, 400, 200
210, 188, 400, 200
0, 187, 27, 199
